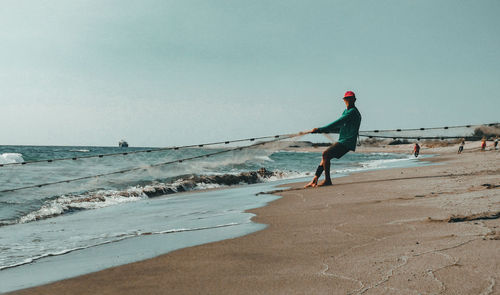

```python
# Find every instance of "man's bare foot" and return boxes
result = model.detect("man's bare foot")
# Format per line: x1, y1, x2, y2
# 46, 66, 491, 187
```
317, 180, 332, 187
304, 178, 318, 188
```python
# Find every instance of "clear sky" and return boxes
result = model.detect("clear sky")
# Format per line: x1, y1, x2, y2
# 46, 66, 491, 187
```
1, 0, 499, 146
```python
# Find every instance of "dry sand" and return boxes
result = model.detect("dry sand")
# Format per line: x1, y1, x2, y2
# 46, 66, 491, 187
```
11, 149, 500, 295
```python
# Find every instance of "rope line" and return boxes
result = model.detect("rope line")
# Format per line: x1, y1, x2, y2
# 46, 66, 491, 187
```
359, 122, 498, 133
358, 134, 487, 140
0, 134, 300, 194
2, 121, 498, 192
0, 122, 497, 168
0, 133, 292, 168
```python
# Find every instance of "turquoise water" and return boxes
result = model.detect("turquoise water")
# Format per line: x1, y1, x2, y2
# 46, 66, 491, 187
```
0, 144, 427, 292
0, 145, 417, 225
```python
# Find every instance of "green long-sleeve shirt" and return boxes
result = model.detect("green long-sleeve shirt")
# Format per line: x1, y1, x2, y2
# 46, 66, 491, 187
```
317, 106, 362, 151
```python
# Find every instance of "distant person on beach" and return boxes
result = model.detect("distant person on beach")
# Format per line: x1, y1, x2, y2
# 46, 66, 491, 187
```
305, 91, 362, 187
494, 137, 498, 150
413, 143, 420, 158
481, 137, 486, 151
458, 140, 465, 154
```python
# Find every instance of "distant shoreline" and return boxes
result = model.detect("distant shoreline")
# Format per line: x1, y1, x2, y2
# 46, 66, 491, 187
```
284, 140, 491, 154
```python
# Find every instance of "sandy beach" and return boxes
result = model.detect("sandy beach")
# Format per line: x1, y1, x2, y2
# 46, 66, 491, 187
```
3, 1, 499, 294
10, 148, 500, 295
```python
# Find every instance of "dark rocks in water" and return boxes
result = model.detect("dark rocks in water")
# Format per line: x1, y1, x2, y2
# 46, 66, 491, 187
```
142, 168, 284, 198
189, 168, 281, 186
257, 167, 275, 178
142, 186, 177, 198
191, 172, 259, 186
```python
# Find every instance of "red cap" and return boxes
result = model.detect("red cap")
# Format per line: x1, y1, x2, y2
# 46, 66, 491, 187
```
343, 91, 355, 99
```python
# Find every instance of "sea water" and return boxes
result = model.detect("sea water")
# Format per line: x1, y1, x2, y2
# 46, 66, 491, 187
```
0, 144, 428, 292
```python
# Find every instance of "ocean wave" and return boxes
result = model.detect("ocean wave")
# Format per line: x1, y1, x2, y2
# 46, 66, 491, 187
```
13, 168, 297, 225
333, 155, 415, 174
359, 156, 414, 169
69, 149, 90, 152
254, 155, 274, 162
0, 153, 24, 164
18, 189, 148, 224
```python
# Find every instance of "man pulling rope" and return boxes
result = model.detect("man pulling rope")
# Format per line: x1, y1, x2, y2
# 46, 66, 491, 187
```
305, 91, 362, 187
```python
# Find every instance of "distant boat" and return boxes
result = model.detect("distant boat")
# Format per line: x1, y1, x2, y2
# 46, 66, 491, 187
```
119, 140, 129, 148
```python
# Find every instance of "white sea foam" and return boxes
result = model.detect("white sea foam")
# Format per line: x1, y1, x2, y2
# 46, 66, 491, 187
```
213, 150, 273, 166
69, 149, 90, 152
0, 153, 24, 164
195, 182, 223, 190
18, 188, 148, 223
254, 155, 274, 162
334, 155, 415, 174
359, 156, 413, 169
260, 170, 311, 182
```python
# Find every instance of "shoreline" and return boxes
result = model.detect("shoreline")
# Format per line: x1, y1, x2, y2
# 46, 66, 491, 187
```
9, 149, 500, 294
1, 151, 425, 293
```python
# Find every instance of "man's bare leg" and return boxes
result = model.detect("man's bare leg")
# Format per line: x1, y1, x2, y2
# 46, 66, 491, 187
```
304, 159, 324, 188
318, 155, 332, 186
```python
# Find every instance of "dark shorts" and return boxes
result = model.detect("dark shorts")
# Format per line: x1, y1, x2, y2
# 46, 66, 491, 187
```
324, 142, 350, 159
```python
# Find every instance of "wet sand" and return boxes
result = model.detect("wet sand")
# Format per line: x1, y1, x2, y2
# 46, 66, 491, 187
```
11, 150, 500, 294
